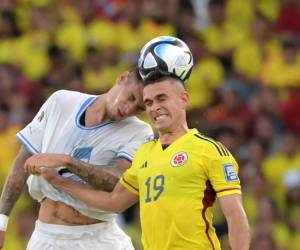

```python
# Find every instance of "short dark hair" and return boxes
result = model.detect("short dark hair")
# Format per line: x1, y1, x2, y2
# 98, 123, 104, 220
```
143, 70, 185, 88
128, 67, 143, 83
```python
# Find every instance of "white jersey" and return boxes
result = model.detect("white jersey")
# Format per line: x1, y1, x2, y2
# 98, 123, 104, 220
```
17, 90, 153, 221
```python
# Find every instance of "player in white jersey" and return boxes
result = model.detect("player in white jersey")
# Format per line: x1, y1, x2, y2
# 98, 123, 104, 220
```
0, 68, 153, 250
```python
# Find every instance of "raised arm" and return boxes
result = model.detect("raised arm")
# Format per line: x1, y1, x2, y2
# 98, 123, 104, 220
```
219, 194, 250, 250
0, 145, 31, 249
40, 168, 139, 213
24, 153, 131, 191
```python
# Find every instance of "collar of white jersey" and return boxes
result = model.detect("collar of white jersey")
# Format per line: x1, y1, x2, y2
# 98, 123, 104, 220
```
75, 96, 113, 130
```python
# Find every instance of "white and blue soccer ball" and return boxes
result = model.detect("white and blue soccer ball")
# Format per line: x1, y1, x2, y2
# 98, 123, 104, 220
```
138, 36, 193, 82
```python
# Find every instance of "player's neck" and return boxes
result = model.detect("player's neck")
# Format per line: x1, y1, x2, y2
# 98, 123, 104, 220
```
158, 124, 189, 145
85, 95, 107, 126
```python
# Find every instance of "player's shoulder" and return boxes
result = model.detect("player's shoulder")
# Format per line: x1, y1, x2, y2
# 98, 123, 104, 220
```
112, 117, 153, 144
123, 116, 153, 132
136, 135, 157, 153
142, 134, 156, 144
48, 89, 91, 101
48, 90, 94, 105
192, 132, 231, 158
51, 89, 91, 100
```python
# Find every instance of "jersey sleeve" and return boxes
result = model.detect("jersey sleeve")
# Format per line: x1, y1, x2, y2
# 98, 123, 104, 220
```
120, 145, 146, 195
16, 91, 59, 154
116, 123, 153, 161
207, 153, 241, 198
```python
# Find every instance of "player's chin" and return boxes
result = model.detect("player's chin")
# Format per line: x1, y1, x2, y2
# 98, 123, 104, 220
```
109, 111, 120, 121
154, 121, 168, 131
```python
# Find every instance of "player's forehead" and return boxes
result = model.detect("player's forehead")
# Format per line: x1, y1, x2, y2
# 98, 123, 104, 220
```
143, 80, 175, 100
125, 81, 145, 108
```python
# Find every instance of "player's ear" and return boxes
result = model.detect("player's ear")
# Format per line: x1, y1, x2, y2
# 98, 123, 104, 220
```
181, 91, 189, 108
116, 71, 130, 85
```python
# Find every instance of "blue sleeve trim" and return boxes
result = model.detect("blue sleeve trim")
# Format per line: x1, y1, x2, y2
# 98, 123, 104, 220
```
116, 151, 133, 162
75, 96, 113, 130
16, 133, 39, 155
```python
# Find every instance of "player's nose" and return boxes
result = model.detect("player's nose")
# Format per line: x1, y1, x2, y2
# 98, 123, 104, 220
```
150, 101, 160, 112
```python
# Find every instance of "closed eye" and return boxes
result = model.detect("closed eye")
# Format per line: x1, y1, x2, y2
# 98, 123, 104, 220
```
144, 99, 152, 107
157, 96, 166, 102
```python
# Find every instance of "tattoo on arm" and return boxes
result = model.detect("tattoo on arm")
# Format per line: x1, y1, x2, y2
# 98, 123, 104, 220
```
66, 158, 126, 192
0, 146, 30, 215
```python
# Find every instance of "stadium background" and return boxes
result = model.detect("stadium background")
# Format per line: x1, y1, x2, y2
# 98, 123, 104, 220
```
0, 0, 300, 249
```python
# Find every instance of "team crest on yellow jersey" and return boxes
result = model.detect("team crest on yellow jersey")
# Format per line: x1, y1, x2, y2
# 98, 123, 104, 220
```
171, 152, 188, 167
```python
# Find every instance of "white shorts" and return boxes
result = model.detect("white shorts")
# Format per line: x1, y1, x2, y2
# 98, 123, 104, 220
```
27, 220, 134, 250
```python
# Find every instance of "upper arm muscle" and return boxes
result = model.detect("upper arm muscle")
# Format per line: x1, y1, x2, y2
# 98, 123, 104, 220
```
18, 145, 32, 160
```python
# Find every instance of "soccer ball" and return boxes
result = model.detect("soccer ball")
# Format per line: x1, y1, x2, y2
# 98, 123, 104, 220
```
138, 36, 193, 82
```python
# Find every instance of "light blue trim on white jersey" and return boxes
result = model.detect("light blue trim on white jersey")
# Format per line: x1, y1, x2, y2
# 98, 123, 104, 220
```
75, 96, 113, 130
16, 132, 39, 155
116, 151, 133, 162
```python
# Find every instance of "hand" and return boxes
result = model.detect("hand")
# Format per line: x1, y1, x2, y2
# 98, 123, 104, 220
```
24, 153, 70, 174
40, 167, 65, 186
0, 231, 5, 249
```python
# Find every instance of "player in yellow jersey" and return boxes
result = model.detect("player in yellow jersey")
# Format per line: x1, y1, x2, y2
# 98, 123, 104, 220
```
31, 73, 250, 250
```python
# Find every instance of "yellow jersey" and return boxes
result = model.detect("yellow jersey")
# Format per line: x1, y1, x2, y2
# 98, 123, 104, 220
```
120, 129, 241, 250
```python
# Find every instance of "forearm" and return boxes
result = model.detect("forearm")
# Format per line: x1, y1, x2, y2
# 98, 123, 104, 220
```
219, 194, 250, 250
65, 157, 122, 191
41, 166, 139, 213
25, 153, 130, 191
0, 147, 30, 215
227, 212, 250, 250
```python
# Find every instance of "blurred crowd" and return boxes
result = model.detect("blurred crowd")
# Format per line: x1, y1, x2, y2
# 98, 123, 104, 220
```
1, 0, 300, 249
